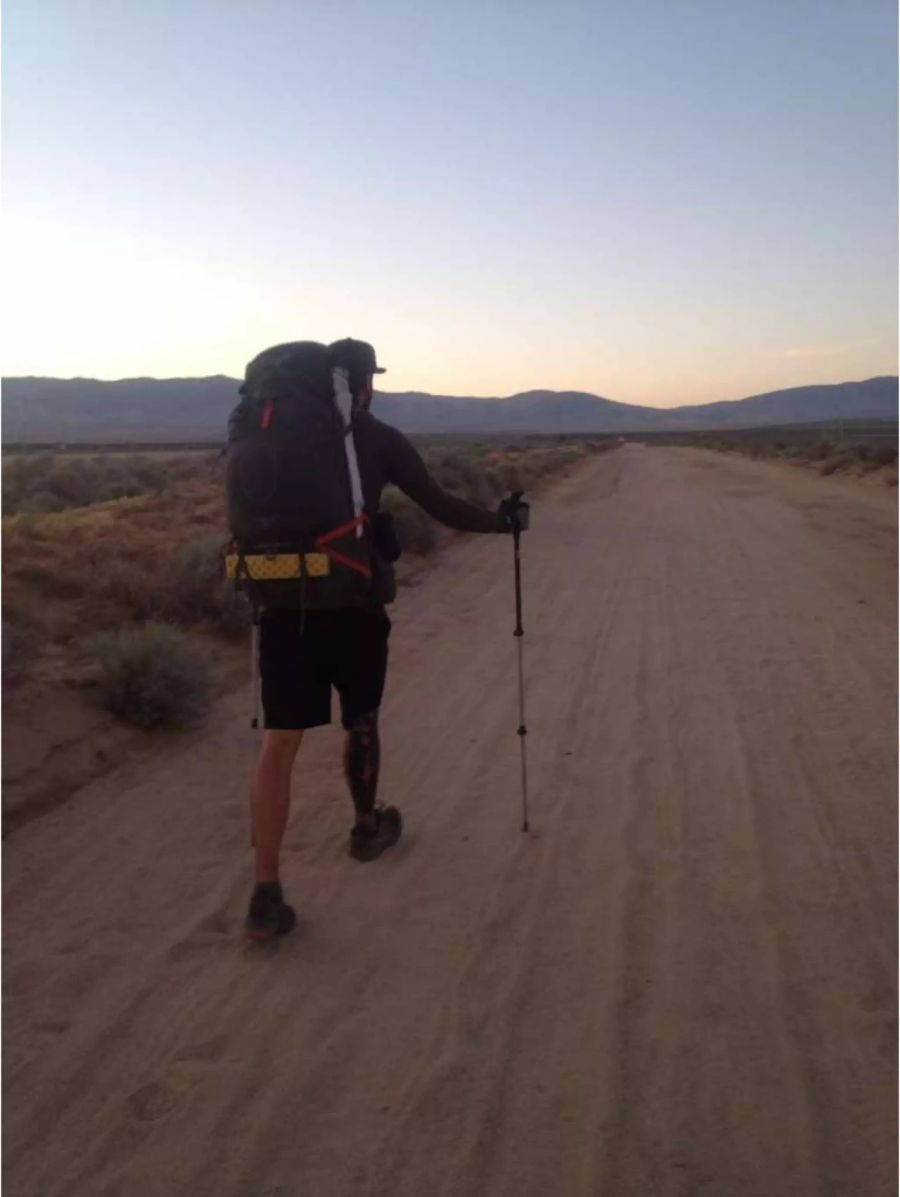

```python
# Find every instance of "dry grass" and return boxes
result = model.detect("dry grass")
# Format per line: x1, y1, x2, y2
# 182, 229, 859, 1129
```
2, 438, 606, 730
820, 452, 854, 476
158, 536, 251, 637
2, 451, 216, 516
4, 441, 601, 641
3, 479, 227, 646
379, 489, 438, 555
387, 440, 597, 555
693, 433, 897, 480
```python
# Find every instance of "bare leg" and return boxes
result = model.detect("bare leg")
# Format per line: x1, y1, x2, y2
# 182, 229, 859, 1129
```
252, 729, 304, 884
343, 711, 380, 830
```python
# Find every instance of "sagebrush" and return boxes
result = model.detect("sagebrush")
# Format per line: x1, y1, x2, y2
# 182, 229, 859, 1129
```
86, 623, 212, 729
159, 536, 251, 637
2, 452, 211, 516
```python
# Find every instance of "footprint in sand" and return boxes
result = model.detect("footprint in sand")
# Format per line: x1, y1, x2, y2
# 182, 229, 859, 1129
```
32, 1018, 70, 1036
3, 960, 48, 999
127, 1053, 221, 1123
175, 1035, 227, 1064
199, 912, 230, 935
167, 912, 231, 961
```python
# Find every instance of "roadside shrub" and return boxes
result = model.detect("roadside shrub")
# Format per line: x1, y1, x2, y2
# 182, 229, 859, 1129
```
15, 562, 83, 599
119, 454, 169, 492
422, 452, 499, 507
380, 489, 437, 555
2, 452, 205, 516
870, 442, 898, 468
374, 442, 588, 556
11, 513, 48, 540
809, 440, 833, 462
160, 536, 250, 637
2, 457, 47, 513
497, 459, 538, 491
44, 459, 110, 506
482, 467, 506, 498
211, 586, 253, 638
19, 489, 67, 515
98, 560, 162, 621
820, 452, 853, 476
161, 536, 222, 620
855, 442, 899, 474
455, 461, 495, 507
425, 452, 467, 492
539, 446, 583, 474
86, 623, 211, 729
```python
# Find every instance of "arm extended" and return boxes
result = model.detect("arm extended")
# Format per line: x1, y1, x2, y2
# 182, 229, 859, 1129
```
385, 429, 506, 534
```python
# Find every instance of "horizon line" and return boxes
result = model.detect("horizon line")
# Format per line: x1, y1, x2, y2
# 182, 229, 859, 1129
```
3, 373, 897, 414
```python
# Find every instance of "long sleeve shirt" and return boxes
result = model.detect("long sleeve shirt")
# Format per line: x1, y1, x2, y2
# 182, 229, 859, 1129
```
352, 410, 506, 534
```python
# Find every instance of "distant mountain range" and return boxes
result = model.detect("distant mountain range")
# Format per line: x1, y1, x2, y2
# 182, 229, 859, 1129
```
2, 375, 896, 442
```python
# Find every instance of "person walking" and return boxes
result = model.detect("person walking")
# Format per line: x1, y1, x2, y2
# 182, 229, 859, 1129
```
226, 338, 528, 941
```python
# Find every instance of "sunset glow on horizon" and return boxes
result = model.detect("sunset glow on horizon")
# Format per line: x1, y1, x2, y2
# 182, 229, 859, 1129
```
4, 0, 897, 408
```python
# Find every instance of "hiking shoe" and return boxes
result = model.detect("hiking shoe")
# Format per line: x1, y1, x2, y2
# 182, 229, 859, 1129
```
349, 806, 403, 862
245, 882, 297, 943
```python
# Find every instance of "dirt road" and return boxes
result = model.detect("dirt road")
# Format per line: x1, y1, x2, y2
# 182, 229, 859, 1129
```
4, 447, 896, 1197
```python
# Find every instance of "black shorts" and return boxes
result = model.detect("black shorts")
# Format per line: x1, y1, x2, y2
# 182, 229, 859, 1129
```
259, 607, 391, 731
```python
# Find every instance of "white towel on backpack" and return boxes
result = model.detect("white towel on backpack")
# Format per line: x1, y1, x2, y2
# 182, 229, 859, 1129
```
331, 367, 365, 538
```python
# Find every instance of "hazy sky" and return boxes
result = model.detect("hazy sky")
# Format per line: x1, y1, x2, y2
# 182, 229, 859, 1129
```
3, 0, 897, 406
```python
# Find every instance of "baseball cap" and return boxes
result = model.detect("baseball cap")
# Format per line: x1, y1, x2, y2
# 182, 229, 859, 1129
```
328, 338, 386, 376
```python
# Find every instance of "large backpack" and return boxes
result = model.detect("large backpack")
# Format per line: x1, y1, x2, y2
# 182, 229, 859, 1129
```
225, 341, 374, 610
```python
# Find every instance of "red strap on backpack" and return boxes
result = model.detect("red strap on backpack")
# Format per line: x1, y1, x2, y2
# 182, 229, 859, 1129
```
315, 514, 372, 579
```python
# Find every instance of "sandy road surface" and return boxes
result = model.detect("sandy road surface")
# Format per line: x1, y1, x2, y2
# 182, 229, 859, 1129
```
4, 447, 896, 1197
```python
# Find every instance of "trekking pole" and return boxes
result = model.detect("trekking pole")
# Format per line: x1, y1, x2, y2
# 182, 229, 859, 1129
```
248, 609, 261, 847
250, 611, 261, 730
512, 517, 530, 833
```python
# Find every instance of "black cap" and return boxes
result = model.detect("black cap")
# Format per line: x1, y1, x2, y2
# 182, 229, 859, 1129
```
328, 338, 386, 376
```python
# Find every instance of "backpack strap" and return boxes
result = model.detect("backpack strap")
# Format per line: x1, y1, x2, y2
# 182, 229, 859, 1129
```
331, 367, 365, 539
315, 515, 372, 578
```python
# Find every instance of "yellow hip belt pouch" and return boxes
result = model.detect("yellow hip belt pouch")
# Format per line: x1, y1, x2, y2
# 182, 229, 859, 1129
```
225, 551, 330, 582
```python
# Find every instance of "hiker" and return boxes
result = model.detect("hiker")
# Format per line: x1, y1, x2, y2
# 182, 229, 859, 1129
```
226, 338, 530, 941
